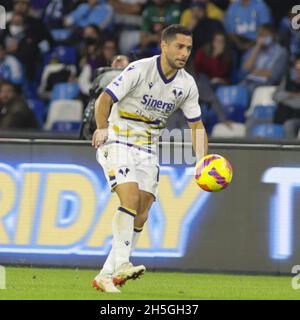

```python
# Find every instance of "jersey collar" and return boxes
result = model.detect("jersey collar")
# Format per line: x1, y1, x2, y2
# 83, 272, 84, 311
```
156, 55, 178, 84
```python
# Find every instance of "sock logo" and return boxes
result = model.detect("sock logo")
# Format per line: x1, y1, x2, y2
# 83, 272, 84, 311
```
119, 168, 130, 177
124, 241, 130, 246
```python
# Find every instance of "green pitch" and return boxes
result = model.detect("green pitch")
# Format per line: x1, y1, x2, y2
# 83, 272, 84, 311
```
0, 267, 299, 300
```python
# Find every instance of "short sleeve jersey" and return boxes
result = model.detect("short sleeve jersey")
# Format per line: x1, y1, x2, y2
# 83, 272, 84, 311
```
105, 55, 202, 150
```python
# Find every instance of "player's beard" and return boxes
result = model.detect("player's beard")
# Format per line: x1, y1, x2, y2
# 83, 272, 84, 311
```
166, 55, 185, 70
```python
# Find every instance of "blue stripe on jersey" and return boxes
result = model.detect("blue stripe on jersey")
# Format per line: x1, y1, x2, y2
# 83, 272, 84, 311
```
156, 56, 178, 84
105, 88, 118, 103
185, 115, 202, 122
119, 115, 161, 125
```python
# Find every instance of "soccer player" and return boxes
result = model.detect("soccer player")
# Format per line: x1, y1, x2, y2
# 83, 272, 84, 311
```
92, 24, 208, 293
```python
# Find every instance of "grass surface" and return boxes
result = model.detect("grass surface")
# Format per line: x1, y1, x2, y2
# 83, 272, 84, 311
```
0, 267, 299, 300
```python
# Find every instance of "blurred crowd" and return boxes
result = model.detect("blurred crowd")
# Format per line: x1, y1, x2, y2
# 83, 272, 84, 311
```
0, 0, 300, 139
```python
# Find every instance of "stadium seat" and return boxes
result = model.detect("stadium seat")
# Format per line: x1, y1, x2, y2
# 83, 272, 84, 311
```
246, 86, 277, 117
51, 82, 80, 101
251, 105, 276, 121
50, 29, 72, 42
211, 122, 246, 138
250, 124, 284, 138
44, 99, 83, 130
43, 45, 77, 66
27, 99, 46, 128
216, 85, 250, 123
52, 121, 81, 132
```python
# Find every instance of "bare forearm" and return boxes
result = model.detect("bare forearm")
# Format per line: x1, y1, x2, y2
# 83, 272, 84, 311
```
190, 121, 208, 161
95, 91, 113, 129
192, 129, 208, 161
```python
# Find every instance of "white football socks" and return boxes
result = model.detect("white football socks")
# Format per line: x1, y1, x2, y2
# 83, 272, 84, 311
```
100, 208, 144, 276
131, 227, 143, 253
113, 206, 136, 270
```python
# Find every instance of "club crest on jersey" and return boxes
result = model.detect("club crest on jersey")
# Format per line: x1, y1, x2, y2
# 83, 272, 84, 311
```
172, 88, 183, 99
149, 82, 154, 89
119, 168, 130, 177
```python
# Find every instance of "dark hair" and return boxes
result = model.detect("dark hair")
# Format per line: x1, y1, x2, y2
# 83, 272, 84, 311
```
258, 23, 276, 35
161, 24, 192, 42
204, 31, 232, 66
85, 24, 102, 39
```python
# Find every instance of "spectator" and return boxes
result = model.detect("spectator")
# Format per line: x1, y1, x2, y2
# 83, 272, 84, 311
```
8, 0, 54, 52
273, 56, 300, 138
78, 25, 107, 96
0, 80, 38, 129
0, 41, 24, 86
64, 0, 114, 30
1, 13, 40, 81
188, 1, 224, 53
140, 0, 181, 53
44, 0, 78, 29
225, 0, 271, 53
193, 31, 232, 85
180, 0, 225, 28
240, 24, 288, 95
109, 0, 147, 55
102, 39, 118, 66
279, 10, 300, 62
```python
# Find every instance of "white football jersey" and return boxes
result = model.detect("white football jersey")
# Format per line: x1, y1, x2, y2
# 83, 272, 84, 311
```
104, 55, 202, 151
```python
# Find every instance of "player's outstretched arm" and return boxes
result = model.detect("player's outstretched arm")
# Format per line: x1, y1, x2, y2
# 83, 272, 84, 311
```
188, 120, 208, 161
92, 91, 113, 148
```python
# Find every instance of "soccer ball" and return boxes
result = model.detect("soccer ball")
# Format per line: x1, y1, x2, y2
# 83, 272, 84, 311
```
194, 154, 233, 192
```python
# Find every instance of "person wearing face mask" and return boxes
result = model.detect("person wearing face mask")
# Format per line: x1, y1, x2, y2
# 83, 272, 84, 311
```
7, 0, 54, 52
78, 25, 108, 98
1, 12, 40, 81
273, 56, 300, 138
239, 24, 288, 95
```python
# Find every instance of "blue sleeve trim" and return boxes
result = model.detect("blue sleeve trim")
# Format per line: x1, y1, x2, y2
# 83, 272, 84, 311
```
185, 115, 202, 122
104, 88, 118, 103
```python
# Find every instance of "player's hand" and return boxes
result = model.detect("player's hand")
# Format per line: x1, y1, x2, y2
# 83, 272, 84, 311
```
92, 128, 108, 149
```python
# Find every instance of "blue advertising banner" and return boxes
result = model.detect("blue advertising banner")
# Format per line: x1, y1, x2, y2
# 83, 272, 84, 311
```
0, 140, 299, 274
